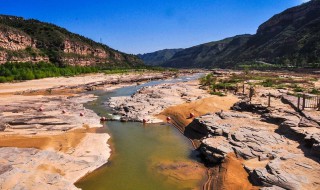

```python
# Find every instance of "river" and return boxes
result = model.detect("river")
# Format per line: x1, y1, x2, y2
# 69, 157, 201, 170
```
76, 74, 206, 190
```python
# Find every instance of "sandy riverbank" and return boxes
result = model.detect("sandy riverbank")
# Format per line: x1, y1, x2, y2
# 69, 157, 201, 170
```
0, 71, 183, 190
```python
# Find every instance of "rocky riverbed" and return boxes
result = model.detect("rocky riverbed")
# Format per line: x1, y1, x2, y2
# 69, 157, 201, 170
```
0, 94, 110, 190
0, 71, 187, 190
1, 70, 319, 190
190, 91, 320, 189
106, 74, 320, 190
107, 80, 211, 123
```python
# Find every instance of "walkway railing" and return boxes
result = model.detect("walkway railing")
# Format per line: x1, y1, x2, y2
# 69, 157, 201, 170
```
298, 94, 320, 110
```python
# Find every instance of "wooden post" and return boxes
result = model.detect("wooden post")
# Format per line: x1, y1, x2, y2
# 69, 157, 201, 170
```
297, 96, 300, 111
302, 94, 306, 110
249, 86, 254, 102
242, 83, 245, 95
268, 93, 271, 107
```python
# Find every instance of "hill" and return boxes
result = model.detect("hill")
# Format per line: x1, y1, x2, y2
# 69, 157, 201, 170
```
231, 0, 320, 67
137, 48, 183, 66
162, 0, 320, 68
163, 35, 251, 68
0, 15, 142, 67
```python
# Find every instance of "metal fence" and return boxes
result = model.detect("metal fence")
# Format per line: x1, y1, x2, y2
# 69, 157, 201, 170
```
298, 94, 320, 110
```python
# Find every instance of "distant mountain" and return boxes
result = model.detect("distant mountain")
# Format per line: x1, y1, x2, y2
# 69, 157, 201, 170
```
163, 35, 251, 68
137, 48, 183, 66
0, 15, 142, 67
163, 0, 320, 68
231, 0, 320, 67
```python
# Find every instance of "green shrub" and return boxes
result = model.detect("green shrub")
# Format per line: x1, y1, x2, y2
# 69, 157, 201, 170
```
0, 62, 176, 83
0, 76, 7, 83
210, 91, 226, 96
0, 62, 99, 83
261, 78, 275, 87
293, 86, 304, 92
309, 88, 320, 95
199, 73, 217, 86
276, 84, 286, 89
215, 82, 236, 90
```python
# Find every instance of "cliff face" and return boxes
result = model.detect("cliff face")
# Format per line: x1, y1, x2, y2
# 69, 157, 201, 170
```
0, 51, 7, 63
0, 15, 143, 67
63, 40, 108, 58
0, 25, 49, 64
0, 26, 33, 51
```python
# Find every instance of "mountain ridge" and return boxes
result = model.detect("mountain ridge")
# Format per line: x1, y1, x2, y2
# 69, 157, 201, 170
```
0, 15, 143, 67
155, 0, 320, 68
162, 34, 252, 68
137, 48, 183, 66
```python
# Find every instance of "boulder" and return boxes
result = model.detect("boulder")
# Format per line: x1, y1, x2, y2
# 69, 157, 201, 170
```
250, 167, 301, 190
200, 137, 233, 164
250, 160, 306, 190
231, 100, 270, 114
233, 147, 256, 159
0, 123, 9, 131
299, 117, 320, 128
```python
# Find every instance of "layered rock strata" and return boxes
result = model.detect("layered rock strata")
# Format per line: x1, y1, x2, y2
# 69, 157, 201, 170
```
191, 92, 320, 189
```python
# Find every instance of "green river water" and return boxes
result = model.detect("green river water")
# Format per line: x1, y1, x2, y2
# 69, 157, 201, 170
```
76, 75, 205, 190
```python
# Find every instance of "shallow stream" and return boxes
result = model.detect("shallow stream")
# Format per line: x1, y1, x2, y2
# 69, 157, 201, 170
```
76, 74, 205, 190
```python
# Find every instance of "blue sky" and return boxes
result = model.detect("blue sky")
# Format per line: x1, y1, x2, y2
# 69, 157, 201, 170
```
0, 0, 309, 54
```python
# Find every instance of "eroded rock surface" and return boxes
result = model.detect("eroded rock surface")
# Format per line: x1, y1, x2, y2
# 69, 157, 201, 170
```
108, 81, 210, 123
193, 98, 320, 190
0, 94, 110, 190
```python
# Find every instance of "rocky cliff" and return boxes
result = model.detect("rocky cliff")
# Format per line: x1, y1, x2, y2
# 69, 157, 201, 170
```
0, 15, 142, 66
63, 40, 108, 58
0, 25, 34, 51
0, 24, 49, 64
